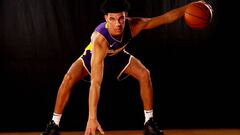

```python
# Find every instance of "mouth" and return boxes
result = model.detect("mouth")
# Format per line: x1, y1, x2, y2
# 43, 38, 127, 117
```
115, 29, 122, 32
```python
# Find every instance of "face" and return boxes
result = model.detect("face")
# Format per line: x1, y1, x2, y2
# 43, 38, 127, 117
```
105, 12, 126, 37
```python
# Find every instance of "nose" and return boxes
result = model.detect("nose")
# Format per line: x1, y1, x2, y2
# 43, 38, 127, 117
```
115, 20, 121, 26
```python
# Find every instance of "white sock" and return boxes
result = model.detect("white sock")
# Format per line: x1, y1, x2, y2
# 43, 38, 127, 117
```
52, 113, 62, 126
144, 110, 153, 124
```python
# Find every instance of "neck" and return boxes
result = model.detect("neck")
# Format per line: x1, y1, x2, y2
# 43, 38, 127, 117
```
112, 35, 122, 40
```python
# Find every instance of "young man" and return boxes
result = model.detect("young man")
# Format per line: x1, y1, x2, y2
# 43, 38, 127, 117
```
41, 0, 200, 135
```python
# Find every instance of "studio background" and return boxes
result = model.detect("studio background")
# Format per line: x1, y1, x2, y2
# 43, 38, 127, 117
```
0, 0, 238, 132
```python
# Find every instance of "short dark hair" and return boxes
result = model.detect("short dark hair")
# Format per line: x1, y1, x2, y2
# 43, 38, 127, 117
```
100, 0, 131, 14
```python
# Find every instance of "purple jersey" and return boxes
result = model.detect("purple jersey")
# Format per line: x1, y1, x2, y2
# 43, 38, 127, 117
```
79, 20, 133, 80
95, 21, 132, 56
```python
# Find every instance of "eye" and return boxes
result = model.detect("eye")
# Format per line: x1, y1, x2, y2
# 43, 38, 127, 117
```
109, 17, 115, 21
119, 17, 125, 23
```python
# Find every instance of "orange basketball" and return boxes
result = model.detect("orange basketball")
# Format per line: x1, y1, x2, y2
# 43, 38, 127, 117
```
184, 1, 213, 29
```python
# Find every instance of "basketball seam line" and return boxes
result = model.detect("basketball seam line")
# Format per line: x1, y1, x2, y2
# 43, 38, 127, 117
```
185, 12, 209, 23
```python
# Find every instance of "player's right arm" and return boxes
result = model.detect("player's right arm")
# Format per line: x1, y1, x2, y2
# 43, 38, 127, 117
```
128, 1, 198, 37
84, 32, 108, 135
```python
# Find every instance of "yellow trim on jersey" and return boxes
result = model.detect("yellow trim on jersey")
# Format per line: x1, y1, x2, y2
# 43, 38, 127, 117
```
85, 42, 92, 50
83, 42, 92, 55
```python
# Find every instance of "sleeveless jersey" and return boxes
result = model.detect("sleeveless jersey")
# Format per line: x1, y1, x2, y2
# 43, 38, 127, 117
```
83, 20, 132, 56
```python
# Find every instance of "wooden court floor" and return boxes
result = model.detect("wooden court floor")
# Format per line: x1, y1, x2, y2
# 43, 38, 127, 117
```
1, 129, 240, 135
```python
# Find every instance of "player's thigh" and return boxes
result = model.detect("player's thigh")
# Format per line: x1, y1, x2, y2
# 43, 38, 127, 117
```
65, 59, 88, 83
124, 56, 148, 79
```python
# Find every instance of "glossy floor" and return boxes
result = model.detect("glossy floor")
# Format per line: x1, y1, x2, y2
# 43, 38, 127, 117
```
1, 129, 240, 135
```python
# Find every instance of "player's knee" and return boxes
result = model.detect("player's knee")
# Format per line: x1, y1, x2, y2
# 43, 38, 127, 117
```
139, 69, 151, 81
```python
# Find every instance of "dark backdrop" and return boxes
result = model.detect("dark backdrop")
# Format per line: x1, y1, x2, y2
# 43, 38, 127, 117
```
0, 0, 239, 132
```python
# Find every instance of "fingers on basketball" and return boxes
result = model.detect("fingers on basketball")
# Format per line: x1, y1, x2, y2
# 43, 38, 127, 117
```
184, 1, 213, 29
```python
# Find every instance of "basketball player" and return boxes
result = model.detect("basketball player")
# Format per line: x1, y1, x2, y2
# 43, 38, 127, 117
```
41, 0, 199, 135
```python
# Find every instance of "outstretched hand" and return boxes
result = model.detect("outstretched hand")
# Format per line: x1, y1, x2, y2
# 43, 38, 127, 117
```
192, 0, 206, 4
84, 119, 104, 135
192, 0, 213, 12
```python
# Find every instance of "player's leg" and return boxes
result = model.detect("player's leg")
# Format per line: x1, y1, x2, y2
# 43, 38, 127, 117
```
124, 56, 163, 135
41, 58, 88, 135
54, 59, 88, 115
124, 56, 153, 111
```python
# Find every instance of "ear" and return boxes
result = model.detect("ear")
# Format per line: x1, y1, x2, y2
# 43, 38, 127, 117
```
104, 14, 108, 22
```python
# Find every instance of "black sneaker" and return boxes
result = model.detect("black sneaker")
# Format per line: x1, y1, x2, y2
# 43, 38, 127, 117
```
41, 120, 60, 135
144, 118, 163, 135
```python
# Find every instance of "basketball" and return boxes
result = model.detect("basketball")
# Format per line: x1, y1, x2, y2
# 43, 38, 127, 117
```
184, 1, 213, 29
